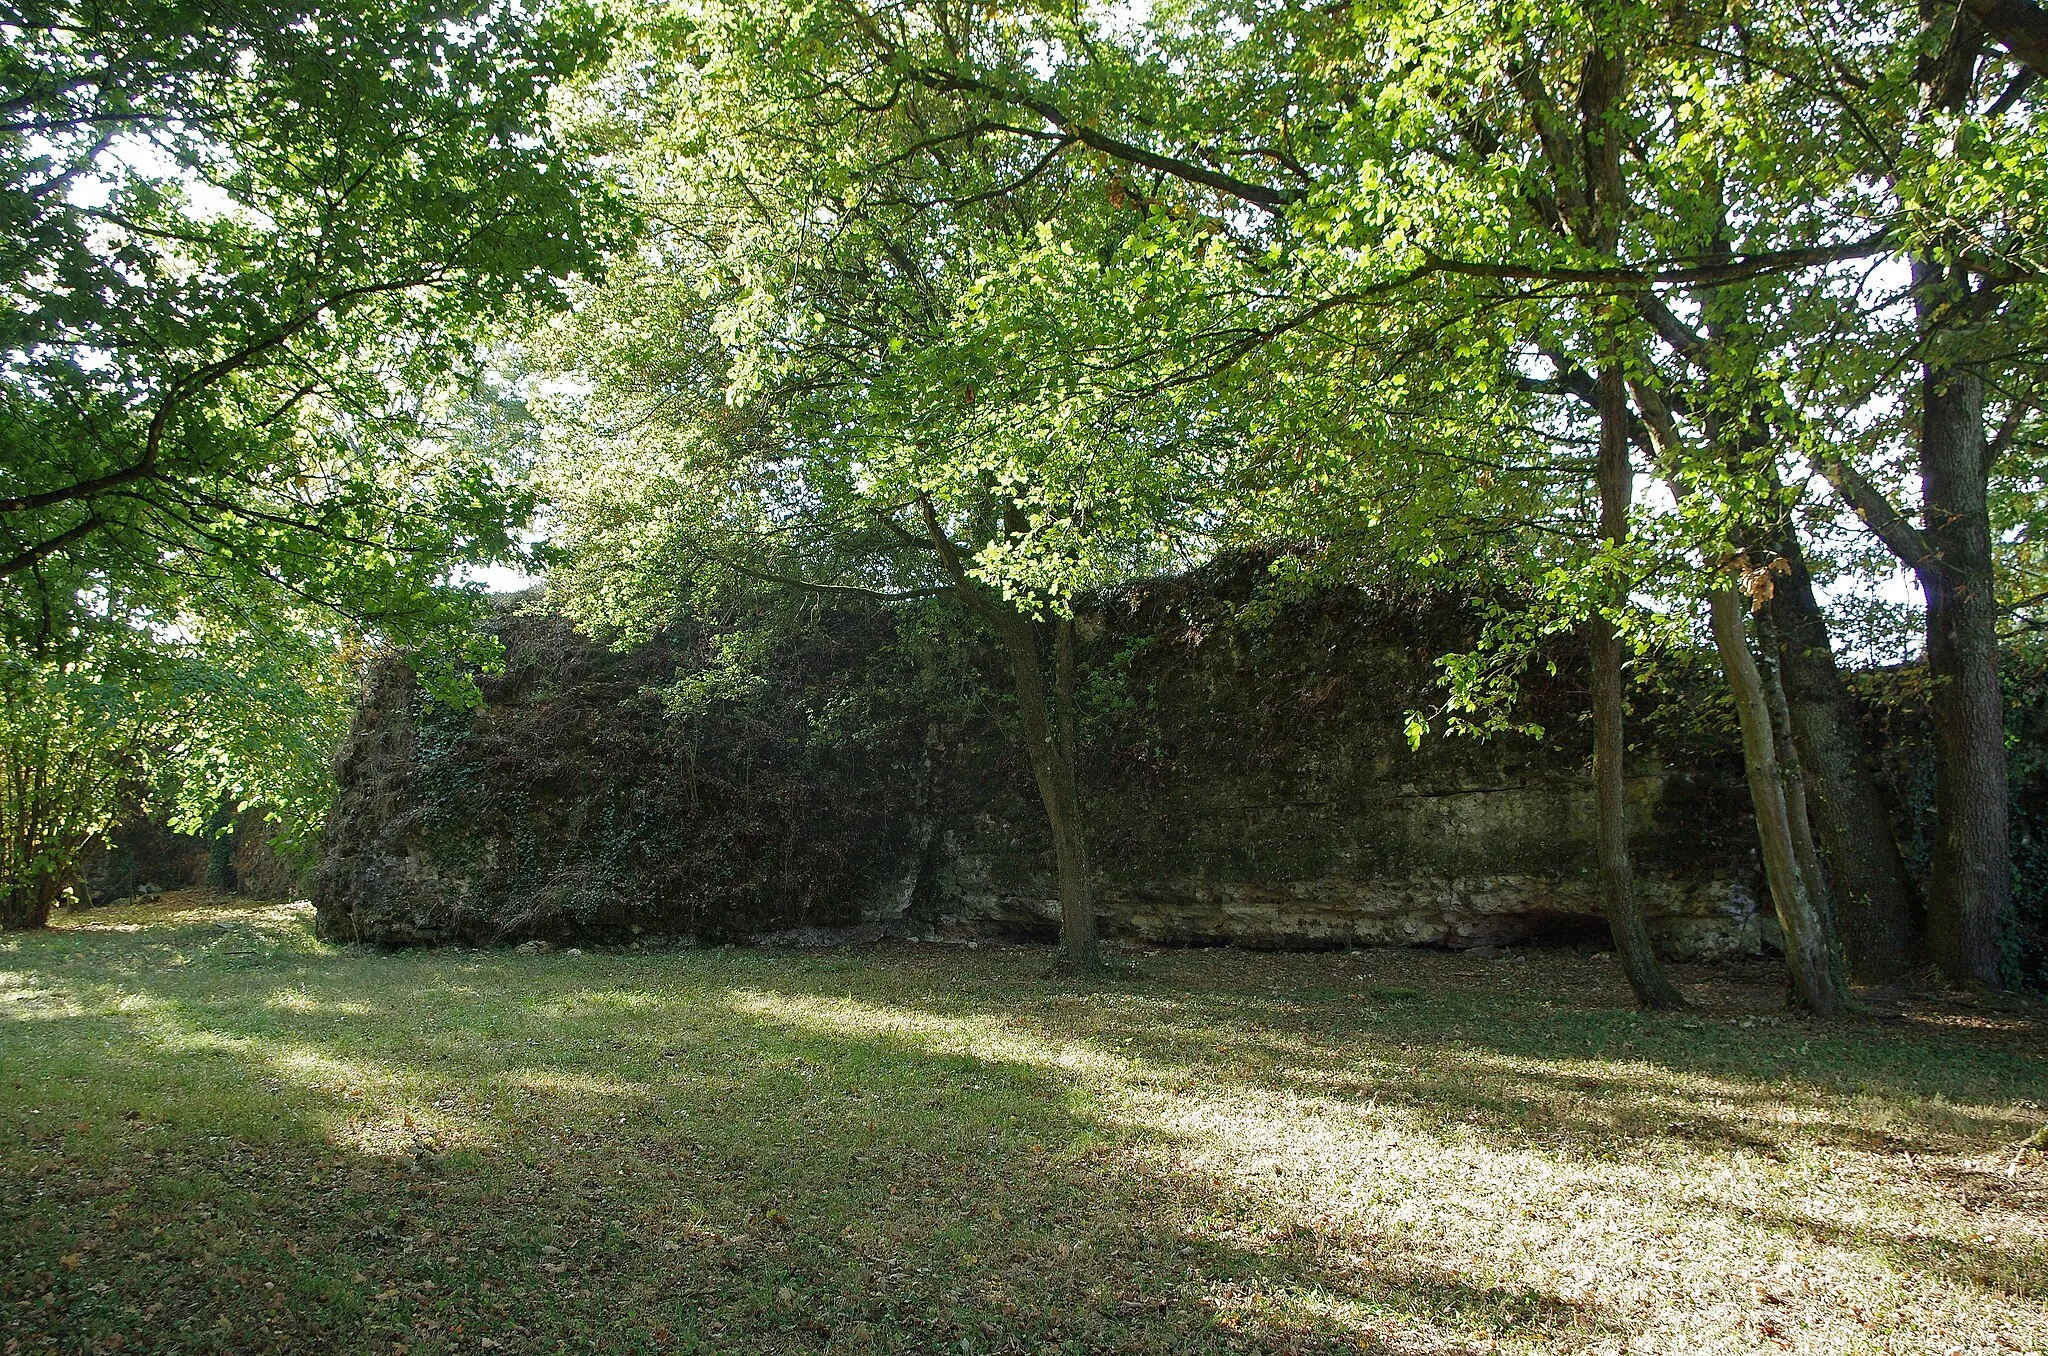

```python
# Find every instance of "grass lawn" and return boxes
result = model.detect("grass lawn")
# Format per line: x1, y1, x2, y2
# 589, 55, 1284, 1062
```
2, 895, 2045, 1355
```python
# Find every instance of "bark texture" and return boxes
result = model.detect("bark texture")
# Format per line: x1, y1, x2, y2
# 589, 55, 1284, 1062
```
1912, 0, 2010, 990
1591, 367, 1687, 1010
1914, 273, 2009, 987
1710, 589, 1850, 1014
1766, 536, 1927, 979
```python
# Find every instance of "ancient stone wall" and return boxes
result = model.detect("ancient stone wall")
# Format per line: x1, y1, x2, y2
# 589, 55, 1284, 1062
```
316, 573, 1767, 957
316, 605, 933, 947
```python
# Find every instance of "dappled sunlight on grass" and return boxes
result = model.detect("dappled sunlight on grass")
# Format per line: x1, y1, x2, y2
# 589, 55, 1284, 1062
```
43, 891, 317, 934
262, 988, 377, 1016
2, 899, 2044, 1354
725, 987, 1130, 1077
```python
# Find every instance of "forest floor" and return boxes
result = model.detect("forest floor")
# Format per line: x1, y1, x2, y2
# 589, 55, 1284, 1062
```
1, 894, 2044, 1356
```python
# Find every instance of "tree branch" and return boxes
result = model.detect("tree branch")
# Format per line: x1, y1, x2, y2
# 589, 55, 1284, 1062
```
0, 272, 439, 517
917, 495, 1003, 624
0, 513, 101, 580
1962, 0, 2048, 81
1420, 231, 1890, 290
908, 67, 1304, 212
1634, 292, 1710, 366
1815, 454, 1932, 569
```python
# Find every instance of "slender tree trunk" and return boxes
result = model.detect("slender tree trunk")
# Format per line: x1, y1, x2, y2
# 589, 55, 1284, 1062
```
1710, 589, 1851, 1014
1755, 608, 1834, 928
989, 610, 1100, 975
919, 498, 1100, 974
1591, 360, 1688, 1010
1051, 614, 1099, 972
0, 772, 54, 929
1914, 268, 2008, 987
1572, 34, 1684, 1010
1765, 534, 1926, 979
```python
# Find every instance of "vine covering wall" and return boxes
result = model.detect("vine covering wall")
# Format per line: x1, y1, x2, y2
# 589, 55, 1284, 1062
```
314, 567, 1791, 957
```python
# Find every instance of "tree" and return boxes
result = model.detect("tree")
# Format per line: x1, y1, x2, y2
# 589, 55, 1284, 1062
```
0, 0, 625, 922
0, 656, 149, 928
1, 0, 622, 649
530, 0, 1249, 973
1868, 1, 2040, 985
0, 594, 358, 929
865, 0, 2030, 995
523, 0, 2036, 996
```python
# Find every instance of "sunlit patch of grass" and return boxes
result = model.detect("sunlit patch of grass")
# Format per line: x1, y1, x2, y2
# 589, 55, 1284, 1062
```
2, 901, 2045, 1355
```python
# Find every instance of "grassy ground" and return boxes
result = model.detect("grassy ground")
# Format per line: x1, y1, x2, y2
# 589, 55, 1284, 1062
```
2, 895, 2044, 1356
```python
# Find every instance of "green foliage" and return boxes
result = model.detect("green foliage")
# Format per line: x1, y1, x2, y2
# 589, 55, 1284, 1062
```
0, 656, 154, 926
0, 586, 363, 926
645, 630, 772, 722
0, 0, 627, 711
526, 0, 2048, 769
0, 0, 627, 904
529, 0, 1264, 645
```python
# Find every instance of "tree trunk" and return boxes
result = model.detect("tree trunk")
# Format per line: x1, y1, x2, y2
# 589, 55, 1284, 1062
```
1053, 614, 1100, 973
1574, 36, 1684, 1009
920, 498, 1101, 973
989, 610, 1100, 974
1915, 265, 2009, 987
1905, 0, 2008, 989
1591, 360, 1688, 1010
1755, 609, 1834, 930
0, 871, 58, 930
1670, 207, 1923, 983
1765, 534, 1926, 980
1710, 589, 1851, 1014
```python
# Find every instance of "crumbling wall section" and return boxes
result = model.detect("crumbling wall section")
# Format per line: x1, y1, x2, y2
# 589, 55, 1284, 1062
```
316, 578, 1765, 957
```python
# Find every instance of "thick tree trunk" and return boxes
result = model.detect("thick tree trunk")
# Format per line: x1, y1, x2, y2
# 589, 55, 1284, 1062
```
1765, 536, 1927, 979
1903, 0, 2009, 989
989, 609, 1101, 975
1710, 590, 1851, 1014
1591, 361, 1688, 1010
1914, 272, 2009, 987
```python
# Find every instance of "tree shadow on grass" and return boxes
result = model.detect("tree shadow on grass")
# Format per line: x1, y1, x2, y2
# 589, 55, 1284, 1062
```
5, 918, 2045, 1352
719, 945, 2048, 1314
2, 928, 1621, 1355
767, 944, 2047, 1156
